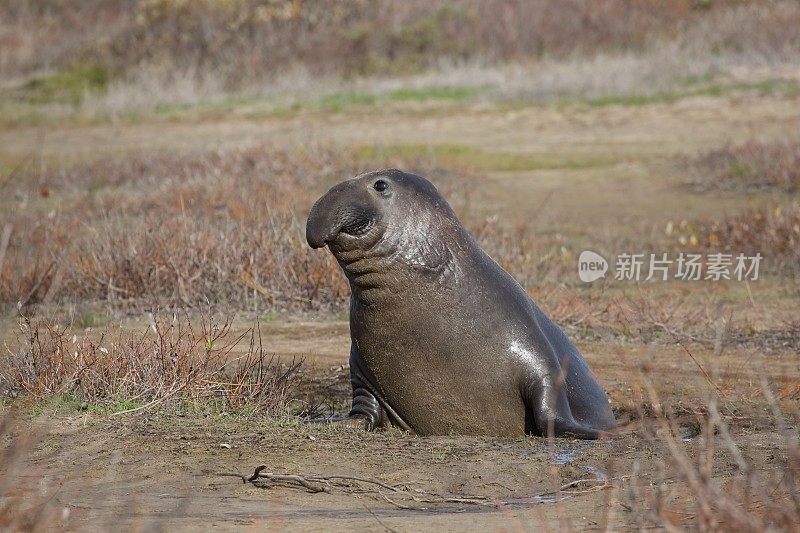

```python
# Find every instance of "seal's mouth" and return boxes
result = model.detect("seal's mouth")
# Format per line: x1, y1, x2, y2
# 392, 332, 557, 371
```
306, 207, 376, 248
306, 186, 378, 249
340, 216, 374, 237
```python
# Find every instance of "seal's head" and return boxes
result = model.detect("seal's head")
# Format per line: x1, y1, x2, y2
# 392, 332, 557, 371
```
306, 169, 458, 256
306, 170, 464, 297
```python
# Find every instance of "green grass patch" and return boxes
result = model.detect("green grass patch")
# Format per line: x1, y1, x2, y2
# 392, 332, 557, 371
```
27, 394, 145, 416
76, 312, 109, 329
353, 143, 615, 172
86, 398, 145, 415
735, 78, 800, 96
146, 86, 481, 120
29, 393, 84, 416
23, 394, 286, 418
259, 311, 282, 322
387, 86, 482, 102
21, 62, 109, 105
0, 99, 56, 128
586, 93, 677, 107
151, 92, 273, 120
585, 78, 800, 108
316, 91, 379, 112
313, 86, 483, 113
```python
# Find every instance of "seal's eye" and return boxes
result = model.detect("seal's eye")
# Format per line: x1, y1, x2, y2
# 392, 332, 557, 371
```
373, 180, 388, 192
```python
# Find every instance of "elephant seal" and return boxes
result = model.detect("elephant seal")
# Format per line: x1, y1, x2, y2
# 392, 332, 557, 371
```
306, 169, 615, 438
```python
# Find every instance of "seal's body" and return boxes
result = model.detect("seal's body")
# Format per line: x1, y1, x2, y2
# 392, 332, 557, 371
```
306, 170, 614, 438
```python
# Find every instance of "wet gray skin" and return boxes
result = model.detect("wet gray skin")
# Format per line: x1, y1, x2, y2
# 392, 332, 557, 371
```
306, 169, 615, 438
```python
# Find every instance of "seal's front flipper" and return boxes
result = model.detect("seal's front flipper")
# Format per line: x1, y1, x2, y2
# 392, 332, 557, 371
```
524, 378, 608, 440
347, 348, 391, 430
302, 389, 390, 430
348, 386, 384, 430
349, 353, 414, 432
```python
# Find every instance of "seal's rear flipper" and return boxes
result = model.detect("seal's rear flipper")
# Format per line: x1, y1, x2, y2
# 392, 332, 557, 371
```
553, 422, 608, 440
524, 379, 609, 440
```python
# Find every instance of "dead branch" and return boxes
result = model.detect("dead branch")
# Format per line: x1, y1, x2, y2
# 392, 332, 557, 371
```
18, 260, 56, 308
677, 341, 725, 398
218, 463, 617, 510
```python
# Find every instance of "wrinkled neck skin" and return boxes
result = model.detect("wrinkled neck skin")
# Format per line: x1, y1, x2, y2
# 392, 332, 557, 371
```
330, 210, 466, 307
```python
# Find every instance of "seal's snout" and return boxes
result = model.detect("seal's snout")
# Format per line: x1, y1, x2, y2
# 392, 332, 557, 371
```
306, 227, 328, 249
306, 200, 335, 249
306, 184, 355, 249
306, 179, 379, 249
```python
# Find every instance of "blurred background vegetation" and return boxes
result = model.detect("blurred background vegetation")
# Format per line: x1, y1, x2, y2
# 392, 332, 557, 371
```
2, 0, 800, 121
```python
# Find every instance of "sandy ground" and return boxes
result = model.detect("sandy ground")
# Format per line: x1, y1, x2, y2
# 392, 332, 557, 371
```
4, 94, 799, 162
3, 319, 797, 531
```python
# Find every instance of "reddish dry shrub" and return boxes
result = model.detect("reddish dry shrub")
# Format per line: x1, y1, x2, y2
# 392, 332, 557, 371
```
5, 142, 566, 311
670, 203, 800, 275
1, 145, 353, 310
0, 0, 132, 80
469, 216, 575, 287
531, 285, 742, 347
688, 141, 800, 193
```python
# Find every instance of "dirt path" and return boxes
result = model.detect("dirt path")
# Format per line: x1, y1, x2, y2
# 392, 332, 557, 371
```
15, 415, 625, 531
4, 92, 797, 238
4, 321, 796, 531
3, 93, 799, 166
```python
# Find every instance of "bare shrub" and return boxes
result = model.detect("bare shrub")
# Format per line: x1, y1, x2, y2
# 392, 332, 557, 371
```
3, 143, 796, 338
0, 0, 132, 83
669, 203, 800, 276
530, 286, 742, 348
626, 373, 800, 530
0, 0, 689, 82
680, 0, 800, 66
687, 141, 800, 193
0, 213, 67, 308
470, 216, 574, 287
0, 309, 302, 416
2, 143, 506, 311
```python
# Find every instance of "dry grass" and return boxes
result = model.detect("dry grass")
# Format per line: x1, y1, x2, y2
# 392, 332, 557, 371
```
0, 308, 302, 416
0, 145, 352, 311
531, 283, 800, 353
0, 0, 128, 85
688, 141, 800, 193
1, 143, 552, 312
625, 372, 800, 531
